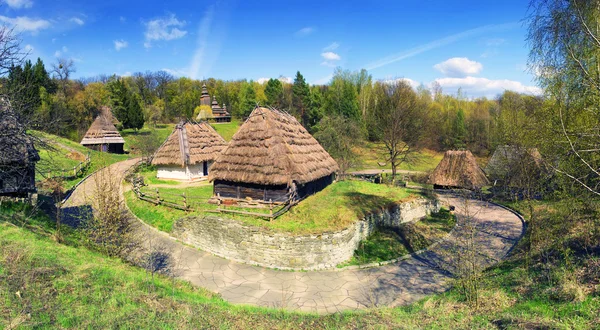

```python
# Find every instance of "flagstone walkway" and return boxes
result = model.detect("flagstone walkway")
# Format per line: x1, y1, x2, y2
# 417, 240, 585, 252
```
62, 159, 524, 314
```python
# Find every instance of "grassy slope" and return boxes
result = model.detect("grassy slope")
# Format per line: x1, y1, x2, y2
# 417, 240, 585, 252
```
1, 201, 597, 329
351, 142, 444, 172
211, 120, 240, 141
126, 180, 417, 234
121, 124, 175, 153
32, 131, 131, 189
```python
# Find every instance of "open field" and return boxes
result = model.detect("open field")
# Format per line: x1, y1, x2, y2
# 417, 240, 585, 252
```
350, 142, 444, 173
125, 178, 418, 234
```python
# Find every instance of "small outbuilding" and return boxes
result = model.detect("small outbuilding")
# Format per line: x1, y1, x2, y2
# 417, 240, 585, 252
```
208, 106, 339, 202
0, 107, 40, 197
485, 145, 544, 187
151, 121, 227, 181
80, 107, 125, 153
429, 150, 489, 190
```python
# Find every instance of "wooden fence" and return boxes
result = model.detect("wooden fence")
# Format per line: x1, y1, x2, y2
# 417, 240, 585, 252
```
131, 179, 296, 220
45, 153, 91, 181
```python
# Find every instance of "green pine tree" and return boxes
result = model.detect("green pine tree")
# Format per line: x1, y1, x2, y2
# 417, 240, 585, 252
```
264, 78, 283, 108
292, 71, 310, 125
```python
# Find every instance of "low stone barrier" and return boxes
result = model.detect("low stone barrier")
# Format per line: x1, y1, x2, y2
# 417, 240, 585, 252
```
172, 197, 440, 270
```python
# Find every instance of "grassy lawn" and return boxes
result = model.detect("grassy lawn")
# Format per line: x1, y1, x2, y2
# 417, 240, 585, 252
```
342, 209, 456, 266
125, 180, 419, 234
351, 142, 444, 172
1, 201, 598, 328
121, 124, 175, 153
210, 120, 240, 141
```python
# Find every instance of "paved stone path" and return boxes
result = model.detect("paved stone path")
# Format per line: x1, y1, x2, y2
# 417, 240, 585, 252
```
62, 159, 524, 314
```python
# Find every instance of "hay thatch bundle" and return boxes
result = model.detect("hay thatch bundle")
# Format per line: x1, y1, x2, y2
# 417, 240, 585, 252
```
209, 107, 339, 186
0, 107, 39, 166
152, 121, 227, 167
80, 107, 125, 145
486, 145, 543, 182
429, 150, 489, 190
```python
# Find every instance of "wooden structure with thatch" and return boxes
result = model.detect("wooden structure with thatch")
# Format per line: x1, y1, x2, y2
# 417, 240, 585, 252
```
0, 107, 40, 197
197, 84, 231, 123
80, 107, 125, 153
429, 150, 489, 190
151, 121, 227, 181
209, 106, 339, 202
485, 145, 544, 187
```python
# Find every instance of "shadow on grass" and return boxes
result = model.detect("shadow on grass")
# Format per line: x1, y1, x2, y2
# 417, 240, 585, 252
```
342, 192, 397, 218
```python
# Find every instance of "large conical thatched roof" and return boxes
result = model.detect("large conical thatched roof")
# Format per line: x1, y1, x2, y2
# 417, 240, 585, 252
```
80, 107, 125, 145
486, 145, 543, 179
151, 121, 227, 167
429, 150, 489, 190
209, 106, 339, 186
0, 107, 39, 166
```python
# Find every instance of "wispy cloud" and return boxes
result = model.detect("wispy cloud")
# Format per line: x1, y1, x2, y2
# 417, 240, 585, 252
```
119, 16, 126, 23
323, 42, 339, 51
188, 6, 215, 79
144, 13, 187, 48
54, 45, 68, 57
23, 44, 33, 52
114, 39, 128, 51
321, 51, 341, 67
364, 22, 519, 71
295, 26, 315, 37
0, 15, 50, 34
434, 76, 542, 97
69, 17, 84, 25
4, 0, 33, 9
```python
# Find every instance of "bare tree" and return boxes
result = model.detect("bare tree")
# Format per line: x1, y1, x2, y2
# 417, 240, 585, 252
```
0, 26, 27, 76
373, 80, 423, 184
51, 58, 75, 95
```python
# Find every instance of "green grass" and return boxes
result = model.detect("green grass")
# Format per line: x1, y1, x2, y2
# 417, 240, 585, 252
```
126, 180, 418, 234
350, 142, 444, 172
342, 209, 456, 266
210, 120, 240, 141
32, 131, 132, 190
1, 201, 598, 329
120, 124, 175, 153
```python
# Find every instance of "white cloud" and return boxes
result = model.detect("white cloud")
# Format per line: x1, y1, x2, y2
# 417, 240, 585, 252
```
321, 51, 340, 61
144, 14, 187, 48
323, 42, 339, 51
4, 0, 33, 9
161, 68, 187, 77
114, 39, 128, 51
69, 17, 84, 25
434, 57, 483, 77
0, 15, 50, 34
295, 26, 315, 37
381, 78, 420, 90
119, 16, 126, 23
54, 46, 68, 57
433, 76, 543, 97
257, 76, 292, 84
23, 44, 33, 52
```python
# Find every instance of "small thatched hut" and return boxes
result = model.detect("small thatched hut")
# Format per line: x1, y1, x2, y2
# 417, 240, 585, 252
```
429, 150, 489, 190
151, 121, 227, 181
485, 145, 544, 187
209, 107, 339, 202
0, 108, 40, 197
80, 107, 125, 153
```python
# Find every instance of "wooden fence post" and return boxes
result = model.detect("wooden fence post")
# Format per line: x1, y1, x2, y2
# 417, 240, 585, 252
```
183, 192, 188, 211
156, 188, 160, 205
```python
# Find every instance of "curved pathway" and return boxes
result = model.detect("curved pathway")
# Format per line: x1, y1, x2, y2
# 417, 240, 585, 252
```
62, 159, 524, 314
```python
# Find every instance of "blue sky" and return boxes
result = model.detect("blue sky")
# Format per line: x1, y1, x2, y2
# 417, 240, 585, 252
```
2, 0, 540, 97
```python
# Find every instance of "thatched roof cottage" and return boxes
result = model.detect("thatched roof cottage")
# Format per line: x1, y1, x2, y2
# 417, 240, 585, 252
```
151, 121, 227, 181
429, 150, 489, 190
80, 107, 125, 153
209, 106, 339, 202
485, 145, 544, 187
0, 107, 40, 197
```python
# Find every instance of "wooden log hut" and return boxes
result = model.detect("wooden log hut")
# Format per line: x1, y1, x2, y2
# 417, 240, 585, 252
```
151, 121, 227, 181
208, 106, 339, 202
429, 150, 489, 190
0, 106, 40, 197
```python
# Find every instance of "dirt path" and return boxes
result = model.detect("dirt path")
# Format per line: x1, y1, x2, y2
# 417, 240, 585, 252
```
62, 160, 524, 314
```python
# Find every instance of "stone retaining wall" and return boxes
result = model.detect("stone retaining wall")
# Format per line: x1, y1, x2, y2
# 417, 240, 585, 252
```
172, 197, 440, 270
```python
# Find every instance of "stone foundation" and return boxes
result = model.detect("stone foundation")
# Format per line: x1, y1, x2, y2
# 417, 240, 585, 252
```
172, 197, 440, 270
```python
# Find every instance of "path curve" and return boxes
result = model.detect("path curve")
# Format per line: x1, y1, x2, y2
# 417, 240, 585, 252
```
62, 159, 524, 314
